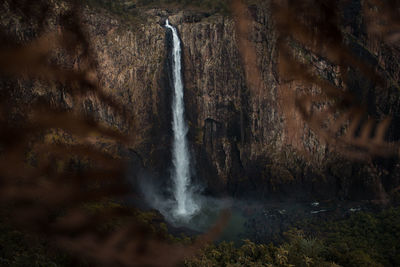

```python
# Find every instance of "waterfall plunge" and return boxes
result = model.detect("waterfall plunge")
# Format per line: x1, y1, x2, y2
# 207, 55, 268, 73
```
165, 19, 200, 220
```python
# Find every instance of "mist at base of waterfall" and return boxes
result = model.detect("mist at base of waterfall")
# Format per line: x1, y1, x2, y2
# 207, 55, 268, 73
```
174, 197, 247, 243
138, 174, 226, 226
137, 175, 247, 242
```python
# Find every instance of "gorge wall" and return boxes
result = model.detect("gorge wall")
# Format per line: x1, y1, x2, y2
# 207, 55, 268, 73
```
3, 0, 400, 202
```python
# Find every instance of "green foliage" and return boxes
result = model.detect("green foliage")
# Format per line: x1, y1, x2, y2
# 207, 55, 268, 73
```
280, 229, 332, 267
0, 201, 169, 266
187, 207, 400, 267
299, 207, 400, 267
0, 220, 74, 267
185, 234, 336, 267
2, 203, 400, 266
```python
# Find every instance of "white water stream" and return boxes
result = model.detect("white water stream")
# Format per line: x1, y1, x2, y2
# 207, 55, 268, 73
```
165, 19, 199, 220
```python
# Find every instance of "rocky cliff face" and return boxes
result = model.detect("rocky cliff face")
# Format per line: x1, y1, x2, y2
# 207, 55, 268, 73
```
3, 0, 400, 202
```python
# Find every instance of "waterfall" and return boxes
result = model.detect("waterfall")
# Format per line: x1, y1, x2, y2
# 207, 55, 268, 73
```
165, 19, 199, 220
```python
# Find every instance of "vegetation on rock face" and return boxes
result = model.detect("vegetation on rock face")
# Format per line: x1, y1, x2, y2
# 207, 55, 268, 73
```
137, 0, 230, 14
84, 0, 141, 22
84, 0, 230, 17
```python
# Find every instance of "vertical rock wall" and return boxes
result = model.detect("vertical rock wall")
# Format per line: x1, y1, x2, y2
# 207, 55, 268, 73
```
3, 1, 400, 201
